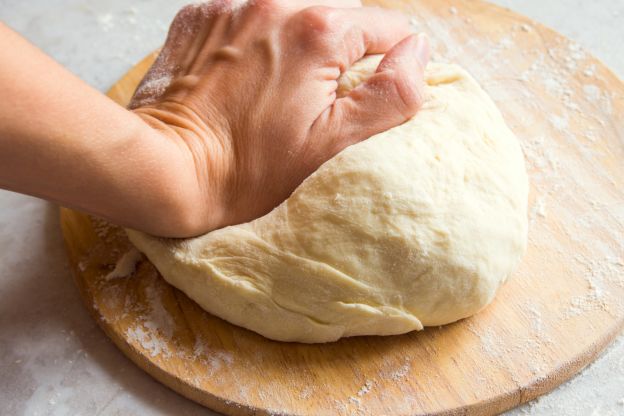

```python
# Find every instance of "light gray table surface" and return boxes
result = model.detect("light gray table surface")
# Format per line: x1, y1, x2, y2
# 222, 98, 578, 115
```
1, 1, 623, 415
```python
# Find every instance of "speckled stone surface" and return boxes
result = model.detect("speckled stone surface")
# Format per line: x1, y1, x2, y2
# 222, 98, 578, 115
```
0, 1, 623, 415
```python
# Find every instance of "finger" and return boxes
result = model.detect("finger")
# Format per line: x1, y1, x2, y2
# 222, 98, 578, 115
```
313, 33, 430, 154
338, 6, 412, 53
299, 6, 412, 69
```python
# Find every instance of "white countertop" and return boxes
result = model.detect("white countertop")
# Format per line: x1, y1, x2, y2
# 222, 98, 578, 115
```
1, 1, 623, 415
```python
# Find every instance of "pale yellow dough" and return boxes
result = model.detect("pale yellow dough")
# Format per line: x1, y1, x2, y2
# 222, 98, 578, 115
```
128, 56, 529, 343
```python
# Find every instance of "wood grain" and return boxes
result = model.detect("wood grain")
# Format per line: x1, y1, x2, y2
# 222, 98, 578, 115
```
60, 1, 624, 415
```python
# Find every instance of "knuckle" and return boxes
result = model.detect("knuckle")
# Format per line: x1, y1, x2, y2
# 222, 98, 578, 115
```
297, 6, 339, 36
246, 0, 284, 20
291, 6, 348, 52
383, 71, 424, 117
173, 4, 201, 23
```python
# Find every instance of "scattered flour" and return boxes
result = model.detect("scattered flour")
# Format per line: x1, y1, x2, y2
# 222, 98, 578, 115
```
91, 216, 114, 242
143, 280, 175, 338
207, 351, 234, 374
357, 379, 374, 397
529, 196, 547, 225
299, 386, 314, 400
104, 248, 142, 280
97, 13, 114, 32
583, 84, 602, 102
132, 74, 173, 106
583, 64, 597, 78
389, 360, 411, 381
565, 289, 609, 318
125, 325, 171, 358
548, 114, 569, 132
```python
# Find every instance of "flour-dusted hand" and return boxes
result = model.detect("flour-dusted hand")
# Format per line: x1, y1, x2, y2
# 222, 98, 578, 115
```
131, 0, 431, 236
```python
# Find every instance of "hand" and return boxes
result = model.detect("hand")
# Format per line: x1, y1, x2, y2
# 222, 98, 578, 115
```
131, 0, 430, 236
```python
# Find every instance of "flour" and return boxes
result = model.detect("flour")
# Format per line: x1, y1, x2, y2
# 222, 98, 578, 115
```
104, 248, 142, 280
565, 289, 609, 318
357, 379, 374, 397
529, 196, 547, 224
192, 336, 207, 358
207, 351, 234, 374
583, 64, 597, 78
97, 13, 114, 33
133, 74, 172, 104
91, 216, 114, 242
299, 386, 314, 400
548, 114, 569, 132
129, 44, 174, 106
143, 280, 175, 338
348, 396, 360, 406
468, 326, 506, 358
125, 325, 171, 358
583, 84, 602, 102
512, 335, 624, 415
524, 301, 545, 335
389, 360, 411, 381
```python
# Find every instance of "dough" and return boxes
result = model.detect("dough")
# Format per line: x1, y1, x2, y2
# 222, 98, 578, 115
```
128, 56, 529, 343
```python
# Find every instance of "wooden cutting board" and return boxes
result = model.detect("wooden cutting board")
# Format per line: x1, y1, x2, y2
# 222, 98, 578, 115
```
60, 0, 624, 415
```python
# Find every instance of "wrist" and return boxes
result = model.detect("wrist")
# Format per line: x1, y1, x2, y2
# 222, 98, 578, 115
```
132, 109, 230, 237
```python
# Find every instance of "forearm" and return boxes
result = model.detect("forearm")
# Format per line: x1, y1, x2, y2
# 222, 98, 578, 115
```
0, 23, 198, 235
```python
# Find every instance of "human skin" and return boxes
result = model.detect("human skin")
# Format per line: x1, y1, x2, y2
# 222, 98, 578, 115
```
0, 0, 430, 238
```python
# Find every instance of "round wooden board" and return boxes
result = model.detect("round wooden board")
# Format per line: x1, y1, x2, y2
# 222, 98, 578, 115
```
60, 1, 624, 415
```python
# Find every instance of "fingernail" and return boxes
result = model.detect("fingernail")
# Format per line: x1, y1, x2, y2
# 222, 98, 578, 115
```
415, 33, 430, 66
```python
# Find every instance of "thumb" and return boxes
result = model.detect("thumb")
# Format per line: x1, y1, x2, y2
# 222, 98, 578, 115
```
314, 33, 430, 154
